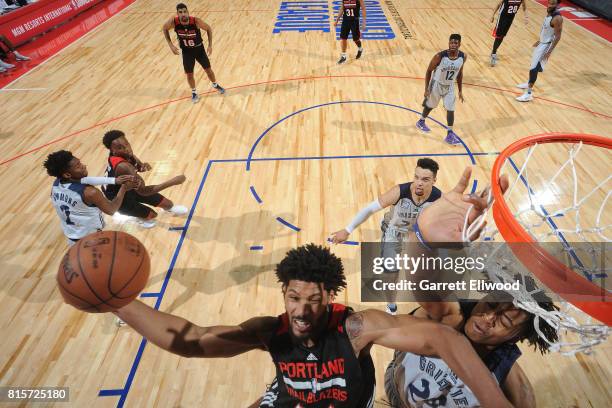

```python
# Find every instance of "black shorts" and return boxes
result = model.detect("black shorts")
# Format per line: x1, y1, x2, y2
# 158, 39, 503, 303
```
493, 15, 516, 38
340, 18, 360, 40
182, 45, 211, 73
119, 191, 165, 219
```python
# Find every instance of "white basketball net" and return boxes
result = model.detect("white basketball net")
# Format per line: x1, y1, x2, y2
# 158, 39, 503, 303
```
463, 141, 610, 355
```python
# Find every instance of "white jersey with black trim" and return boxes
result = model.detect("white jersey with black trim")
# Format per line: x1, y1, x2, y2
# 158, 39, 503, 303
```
382, 183, 442, 235
50, 179, 104, 240
539, 11, 560, 44
432, 50, 465, 87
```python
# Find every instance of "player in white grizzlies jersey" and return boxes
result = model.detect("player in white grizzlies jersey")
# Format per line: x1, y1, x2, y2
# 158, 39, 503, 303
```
330, 158, 441, 314
45, 150, 138, 245
416, 34, 466, 146
516, 0, 563, 102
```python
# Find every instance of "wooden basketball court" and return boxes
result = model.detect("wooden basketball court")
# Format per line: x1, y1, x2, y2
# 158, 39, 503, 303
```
0, 0, 610, 406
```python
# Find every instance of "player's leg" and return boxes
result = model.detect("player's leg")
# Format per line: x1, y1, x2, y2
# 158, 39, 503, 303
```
0, 34, 29, 61
443, 89, 461, 145
416, 82, 438, 133
137, 192, 188, 216
338, 20, 350, 64
117, 192, 159, 228
353, 21, 363, 59
491, 17, 509, 66
197, 49, 225, 94
517, 44, 548, 102
182, 50, 199, 103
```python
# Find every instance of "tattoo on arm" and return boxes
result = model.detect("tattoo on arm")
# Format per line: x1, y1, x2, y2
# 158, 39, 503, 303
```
346, 313, 364, 341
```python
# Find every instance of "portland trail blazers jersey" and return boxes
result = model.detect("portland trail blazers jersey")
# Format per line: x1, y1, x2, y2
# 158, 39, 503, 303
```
265, 304, 375, 407
174, 16, 203, 49
342, 0, 360, 20
51, 179, 104, 240
500, 0, 523, 16
382, 183, 442, 235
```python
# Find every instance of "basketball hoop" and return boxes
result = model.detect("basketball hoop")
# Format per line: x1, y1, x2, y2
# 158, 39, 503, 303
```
465, 133, 611, 355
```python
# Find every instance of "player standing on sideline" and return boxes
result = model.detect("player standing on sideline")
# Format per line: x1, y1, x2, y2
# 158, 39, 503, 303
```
334, 0, 366, 64
0, 34, 30, 72
330, 158, 441, 315
490, 0, 528, 67
516, 0, 563, 102
102, 130, 188, 228
415, 34, 466, 146
163, 3, 225, 103
44, 150, 139, 245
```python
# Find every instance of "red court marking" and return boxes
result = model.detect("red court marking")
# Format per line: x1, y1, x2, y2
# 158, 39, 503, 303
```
534, 0, 611, 42
0, 0, 136, 89
1, 73, 609, 166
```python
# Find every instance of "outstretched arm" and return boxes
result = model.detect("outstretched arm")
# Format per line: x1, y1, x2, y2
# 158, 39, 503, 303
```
348, 310, 514, 408
115, 300, 274, 358
115, 161, 186, 196
330, 185, 400, 243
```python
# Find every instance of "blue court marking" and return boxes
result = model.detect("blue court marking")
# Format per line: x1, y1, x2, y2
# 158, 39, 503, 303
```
139, 293, 160, 298
168, 226, 185, 231
506, 157, 603, 280
98, 161, 215, 407
245, 100, 477, 171
250, 186, 263, 203
250, 245, 264, 250
327, 238, 360, 246
276, 217, 301, 232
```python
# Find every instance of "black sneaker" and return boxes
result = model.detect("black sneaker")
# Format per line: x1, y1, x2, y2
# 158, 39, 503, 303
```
356, 49, 363, 59
213, 84, 226, 94
337, 55, 347, 65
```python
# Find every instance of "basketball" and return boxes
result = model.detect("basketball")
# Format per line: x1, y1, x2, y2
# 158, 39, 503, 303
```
57, 231, 151, 312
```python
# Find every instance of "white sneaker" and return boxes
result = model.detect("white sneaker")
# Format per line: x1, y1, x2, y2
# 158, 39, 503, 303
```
138, 219, 157, 228
516, 92, 533, 102
168, 205, 188, 216
490, 54, 498, 67
516, 82, 529, 89
0, 60, 15, 69
14, 52, 30, 61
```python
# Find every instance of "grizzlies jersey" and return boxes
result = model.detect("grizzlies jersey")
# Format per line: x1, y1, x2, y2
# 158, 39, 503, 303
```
382, 183, 442, 235
539, 11, 560, 43
51, 179, 104, 240
432, 51, 465, 87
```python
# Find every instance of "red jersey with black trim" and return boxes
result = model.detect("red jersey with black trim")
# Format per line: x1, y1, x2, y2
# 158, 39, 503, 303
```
103, 155, 132, 198
501, 0, 523, 16
174, 16, 203, 49
267, 304, 375, 407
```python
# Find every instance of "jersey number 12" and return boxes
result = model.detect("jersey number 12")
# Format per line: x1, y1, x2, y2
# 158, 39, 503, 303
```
446, 71, 456, 81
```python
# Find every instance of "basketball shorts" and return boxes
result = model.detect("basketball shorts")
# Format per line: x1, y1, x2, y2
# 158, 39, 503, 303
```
182, 45, 211, 73
530, 41, 553, 71
493, 15, 516, 38
119, 191, 165, 219
340, 18, 361, 40
380, 225, 408, 273
424, 80, 455, 111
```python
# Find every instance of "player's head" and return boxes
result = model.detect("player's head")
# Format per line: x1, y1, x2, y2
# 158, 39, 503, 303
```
449, 33, 461, 51
176, 3, 189, 22
276, 244, 347, 343
44, 150, 88, 180
103, 130, 133, 159
463, 293, 559, 354
547, 0, 559, 13
413, 158, 438, 197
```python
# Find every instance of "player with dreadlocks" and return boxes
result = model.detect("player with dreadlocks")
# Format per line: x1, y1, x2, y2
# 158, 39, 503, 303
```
104, 169, 519, 407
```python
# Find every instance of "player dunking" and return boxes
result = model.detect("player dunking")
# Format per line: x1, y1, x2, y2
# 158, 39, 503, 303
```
516, 0, 563, 102
415, 34, 466, 146
490, 0, 528, 67
163, 3, 225, 103
330, 158, 441, 315
334, 0, 366, 64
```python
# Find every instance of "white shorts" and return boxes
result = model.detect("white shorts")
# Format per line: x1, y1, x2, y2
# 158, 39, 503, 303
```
530, 41, 553, 71
425, 80, 455, 111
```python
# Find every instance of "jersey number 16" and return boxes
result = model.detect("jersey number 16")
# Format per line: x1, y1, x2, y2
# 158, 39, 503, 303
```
182, 39, 195, 47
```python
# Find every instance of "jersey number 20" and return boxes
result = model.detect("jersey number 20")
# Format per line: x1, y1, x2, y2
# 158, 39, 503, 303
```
60, 205, 75, 225
508, 5, 519, 13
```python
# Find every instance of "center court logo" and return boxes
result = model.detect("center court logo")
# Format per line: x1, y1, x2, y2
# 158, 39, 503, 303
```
273, 0, 395, 39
